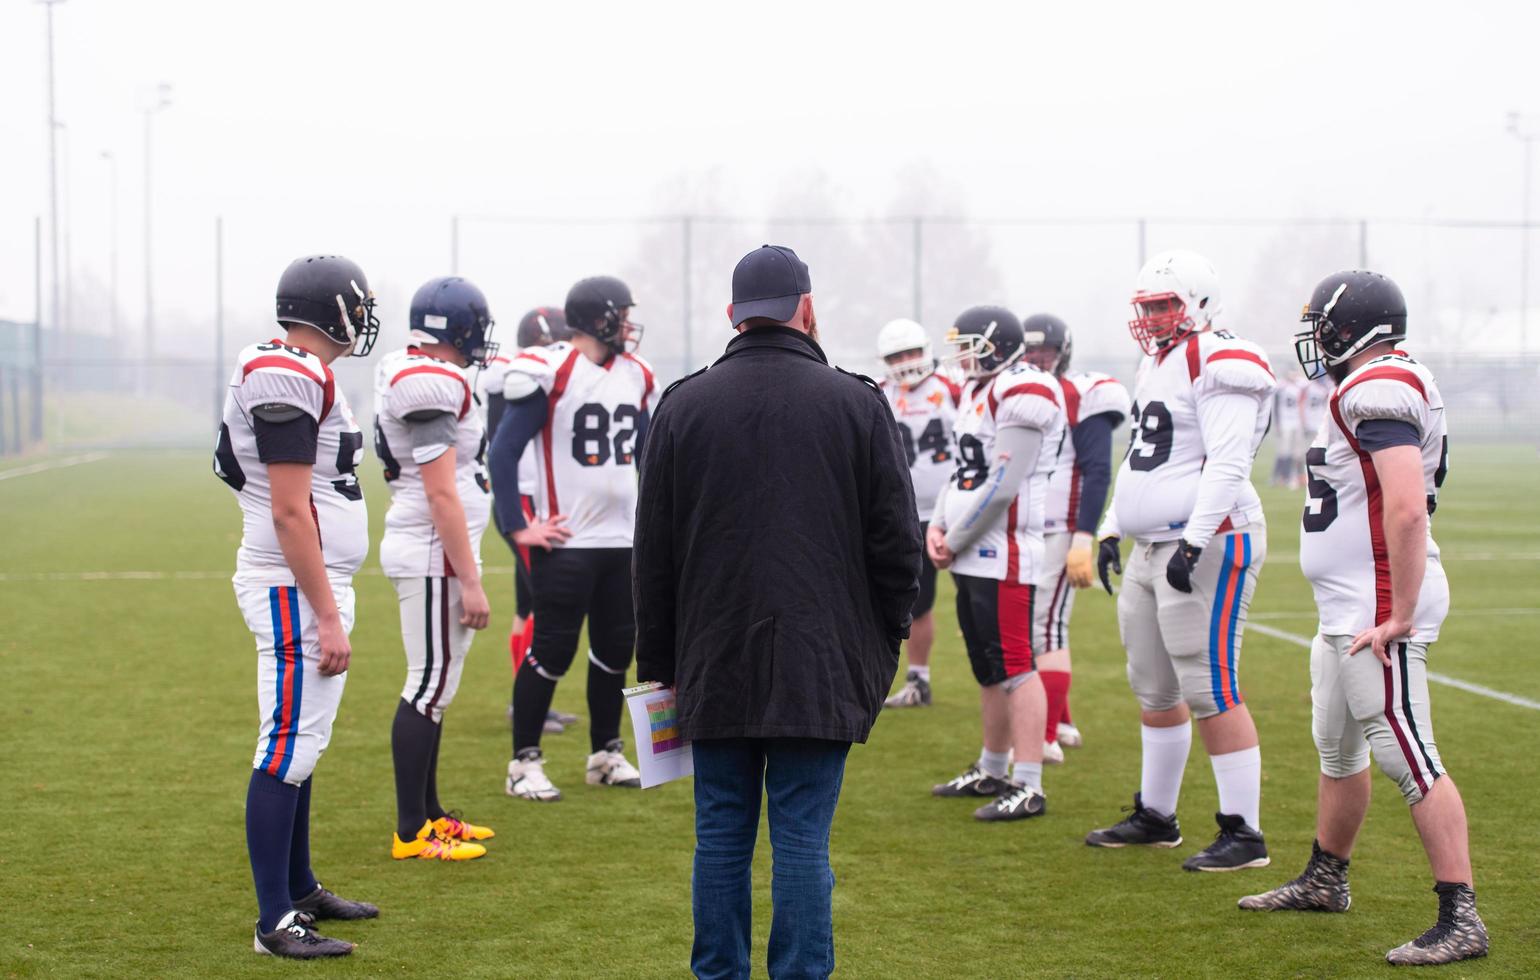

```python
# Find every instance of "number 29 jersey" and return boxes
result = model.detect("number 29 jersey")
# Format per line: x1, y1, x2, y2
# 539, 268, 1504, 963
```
1298, 351, 1449, 641
509, 342, 657, 549
879, 372, 961, 521
214, 340, 368, 586
942, 362, 1065, 584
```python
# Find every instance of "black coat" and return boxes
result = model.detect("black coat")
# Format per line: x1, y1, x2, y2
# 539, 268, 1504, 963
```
633, 326, 923, 743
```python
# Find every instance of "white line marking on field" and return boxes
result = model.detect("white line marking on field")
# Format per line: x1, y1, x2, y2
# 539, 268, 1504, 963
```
0, 566, 519, 583
1248, 622, 1540, 712
1267, 551, 1540, 562
1253, 608, 1540, 621
0, 452, 109, 482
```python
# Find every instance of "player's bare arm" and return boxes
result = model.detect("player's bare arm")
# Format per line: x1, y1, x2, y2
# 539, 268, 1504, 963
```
418, 448, 490, 630
268, 461, 350, 676
1348, 443, 1427, 664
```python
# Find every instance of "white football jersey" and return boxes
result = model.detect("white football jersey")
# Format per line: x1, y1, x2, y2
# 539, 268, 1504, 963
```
1298, 351, 1449, 640
1044, 371, 1131, 534
942, 362, 1066, 584
481, 352, 538, 496
215, 339, 369, 586
372, 346, 491, 578
880, 372, 961, 522
1274, 379, 1304, 433
1108, 330, 1274, 543
509, 343, 657, 549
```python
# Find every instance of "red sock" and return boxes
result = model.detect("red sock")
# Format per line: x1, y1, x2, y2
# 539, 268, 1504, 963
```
510, 625, 529, 677
1060, 695, 1073, 726
1041, 670, 1072, 742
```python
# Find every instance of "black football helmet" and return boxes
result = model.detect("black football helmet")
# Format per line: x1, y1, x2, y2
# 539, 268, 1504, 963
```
1021, 313, 1072, 376
516, 306, 569, 348
565, 276, 639, 354
275, 254, 379, 356
409, 276, 497, 366
1295, 270, 1408, 381
944, 305, 1024, 380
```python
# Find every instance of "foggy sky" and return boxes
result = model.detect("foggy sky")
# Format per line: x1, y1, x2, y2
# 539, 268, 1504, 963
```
2, 0, 1536, 364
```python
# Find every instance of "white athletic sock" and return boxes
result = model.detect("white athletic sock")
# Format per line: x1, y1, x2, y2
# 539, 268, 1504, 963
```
1140, 723, 1192, 817
912, 665, 931, 682
1210, 746, 1262, 830
1012, 761, 1042, 791
979, 748, 1010, 779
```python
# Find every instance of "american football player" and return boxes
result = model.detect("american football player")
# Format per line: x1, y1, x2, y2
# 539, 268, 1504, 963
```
928, 306, 1065, 821
488, 275, 655, 800
1237, 270, 1485, 967
1270, 369, 1306, 487
1019, 314, 1129, 762
374, 276, 500, 862
876, 318, 960, 709
1088, 250, 1275, 872
213, 254, 380, 957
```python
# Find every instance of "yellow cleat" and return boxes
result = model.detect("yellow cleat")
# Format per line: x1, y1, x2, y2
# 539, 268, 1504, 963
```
392, 821, 486, 861
433, 813, 495, 842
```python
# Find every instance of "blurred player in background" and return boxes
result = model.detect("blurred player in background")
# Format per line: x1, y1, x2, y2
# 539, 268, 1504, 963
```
1270, 369, 1306, 487
1019, 314, 1129, 763
489, 276, 656, 801
214, 254, 380, 958
1238, 271, 1486, 966
877, 318, 960, 708
373, 276, 499, 862
483, 306, 579, 735
1090, 250, 1276, 872
928, 306, 1065, 822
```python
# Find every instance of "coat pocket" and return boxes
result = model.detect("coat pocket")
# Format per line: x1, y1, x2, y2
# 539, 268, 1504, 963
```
747, 616, 776, 710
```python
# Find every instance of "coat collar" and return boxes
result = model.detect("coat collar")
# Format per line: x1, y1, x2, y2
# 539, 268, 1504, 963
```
716, 325, 828, 367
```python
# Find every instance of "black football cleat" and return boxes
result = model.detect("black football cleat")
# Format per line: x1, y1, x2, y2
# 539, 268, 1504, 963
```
1085, 793, 1182, 848
1183, 812, 1269, 872
1238, 840, 1350, 911
1386, 883, 1488, 966
253, 912, 354, 959
973, 783, 1046, 822
932, 764, 1011, 798
291, 883, 379, 921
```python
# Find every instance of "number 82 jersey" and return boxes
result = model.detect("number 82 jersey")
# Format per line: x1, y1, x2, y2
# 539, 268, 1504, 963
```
509, 342, 656, 549
214, 340, 369, 585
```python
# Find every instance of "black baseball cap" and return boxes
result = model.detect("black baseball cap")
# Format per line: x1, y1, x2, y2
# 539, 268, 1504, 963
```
730, 245, 812, 327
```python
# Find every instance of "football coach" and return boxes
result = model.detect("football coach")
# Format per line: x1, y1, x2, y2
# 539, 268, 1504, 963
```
634, 244, 922, 979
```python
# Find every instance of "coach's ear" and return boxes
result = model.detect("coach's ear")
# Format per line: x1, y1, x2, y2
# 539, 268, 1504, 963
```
726, 303, 735, 327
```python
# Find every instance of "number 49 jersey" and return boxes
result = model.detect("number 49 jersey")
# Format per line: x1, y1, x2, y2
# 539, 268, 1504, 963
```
214, 340, 368, 586
880, 372, 961, 521
942, 362, 1066, 583
1298, 351, 1450, 641
510, 342, 657, 549
372, 346, 490, 578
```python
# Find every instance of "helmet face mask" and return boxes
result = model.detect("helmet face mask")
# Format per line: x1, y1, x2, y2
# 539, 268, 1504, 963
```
1128, 292, 1195, 356
883, 348, 932, 386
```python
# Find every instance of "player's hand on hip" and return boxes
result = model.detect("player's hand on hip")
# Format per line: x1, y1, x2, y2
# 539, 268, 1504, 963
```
512, 515, 572, 552
926, 523, 954, 570
460, 580, 491, 631
1349, 618, 1413, 667
1096, 536, 1123, 594
1066, 531, 1096, 589
1164, 540, 1203, 594
316, 617, 351, 676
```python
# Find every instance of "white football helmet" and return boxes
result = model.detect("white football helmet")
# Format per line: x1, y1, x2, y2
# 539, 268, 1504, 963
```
876, 318, 933, 386
1129, 249, 1221, 355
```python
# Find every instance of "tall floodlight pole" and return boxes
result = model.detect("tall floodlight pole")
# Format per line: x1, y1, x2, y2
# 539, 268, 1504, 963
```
40, 0, 65, 340
143, 82, 172, 362
100, 151, 120, 341
1508, 112, 1535, 352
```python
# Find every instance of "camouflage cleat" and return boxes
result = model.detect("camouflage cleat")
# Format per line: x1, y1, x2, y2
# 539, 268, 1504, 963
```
932, 764, 1010, 798
1386, 883, 1488, 966
884, 671, 932, 708
1238, 840, 1350, 912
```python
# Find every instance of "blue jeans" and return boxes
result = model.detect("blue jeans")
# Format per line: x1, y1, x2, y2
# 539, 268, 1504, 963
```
691, 738, 851, 980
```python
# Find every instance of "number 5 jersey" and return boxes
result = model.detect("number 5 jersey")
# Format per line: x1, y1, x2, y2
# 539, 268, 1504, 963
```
214, 340, 368, 585
1298, 351, 1449, 640
508, 342, 657, 549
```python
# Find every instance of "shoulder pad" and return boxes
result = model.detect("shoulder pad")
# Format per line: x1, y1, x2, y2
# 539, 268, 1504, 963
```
658, 365, 709, 406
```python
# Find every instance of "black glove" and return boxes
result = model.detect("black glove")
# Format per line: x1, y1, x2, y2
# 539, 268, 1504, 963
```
1097, 536, 1123, 595
1165, 540, 1203, 593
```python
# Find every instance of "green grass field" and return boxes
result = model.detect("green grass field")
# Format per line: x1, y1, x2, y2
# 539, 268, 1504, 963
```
2, 445, 1537, 978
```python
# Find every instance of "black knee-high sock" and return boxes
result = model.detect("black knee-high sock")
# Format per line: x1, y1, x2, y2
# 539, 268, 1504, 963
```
424, 719, 445, 821
288, 776, 319, 900
512, 668, 558, 754
586, 662, 625, 753
246, 770, 300, 933
391, 698, 439, 841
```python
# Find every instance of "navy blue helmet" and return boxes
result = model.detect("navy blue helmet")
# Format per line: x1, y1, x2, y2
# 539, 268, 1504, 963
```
1021, 312, 1073, 376
275, 254, 379, 356
945, 305, 1024, 379
517, 306, 569, 348
1295, 270, 1408, 381
409, 276, 498, 366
